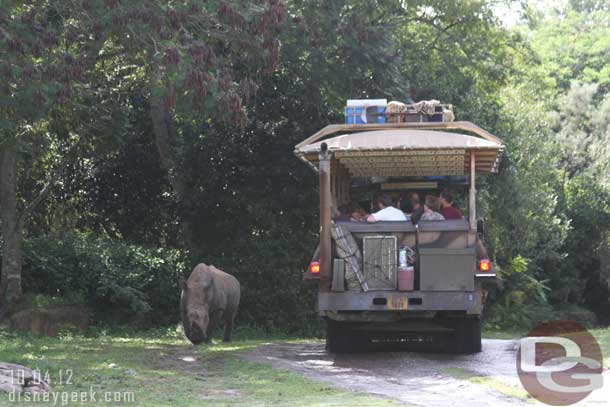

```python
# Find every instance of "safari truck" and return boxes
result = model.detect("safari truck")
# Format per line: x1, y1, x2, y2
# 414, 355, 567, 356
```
294, 104, 504, 354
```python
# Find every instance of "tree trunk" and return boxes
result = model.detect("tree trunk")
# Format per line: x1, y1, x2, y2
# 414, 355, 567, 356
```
0, 144, 23, 312
149, 96, 197, 252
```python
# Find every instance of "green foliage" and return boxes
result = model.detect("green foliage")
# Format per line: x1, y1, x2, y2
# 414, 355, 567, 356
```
17, 292, 86, 308
21, 233, 189, 323
485, 255, 554, 330
526, 4, 610, 93
502, 256, 550, 306
558, 175, 610, 314
18, 232, 321, 330
551, 82, 610, 183
479, 0, 610, 328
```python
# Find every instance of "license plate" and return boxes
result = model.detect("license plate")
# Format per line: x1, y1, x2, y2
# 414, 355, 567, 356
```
387, 295, 408, 310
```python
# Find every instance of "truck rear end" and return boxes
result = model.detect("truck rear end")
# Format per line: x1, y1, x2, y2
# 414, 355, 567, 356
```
295, 116, 504, 354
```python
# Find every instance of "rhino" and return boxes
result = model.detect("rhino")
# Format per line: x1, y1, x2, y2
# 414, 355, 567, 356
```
180, 263, 240, 344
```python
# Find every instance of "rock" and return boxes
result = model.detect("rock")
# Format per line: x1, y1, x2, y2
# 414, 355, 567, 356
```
123, 369, 137, 377
9, 305, 89, 337
0, 363, 51, 395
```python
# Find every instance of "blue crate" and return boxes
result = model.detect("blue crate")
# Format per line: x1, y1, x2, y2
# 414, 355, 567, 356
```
345, 106, 386, 124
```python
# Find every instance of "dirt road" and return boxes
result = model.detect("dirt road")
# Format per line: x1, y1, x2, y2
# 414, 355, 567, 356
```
242, 339, 609, 406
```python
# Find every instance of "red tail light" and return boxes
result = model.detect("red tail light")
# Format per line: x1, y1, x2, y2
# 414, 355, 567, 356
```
479, 259, 491, 272
309, 261, 321, 274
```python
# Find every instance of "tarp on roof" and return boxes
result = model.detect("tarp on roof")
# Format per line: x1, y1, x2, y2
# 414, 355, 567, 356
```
298, 130, 500, 153
295, 128, 504, 176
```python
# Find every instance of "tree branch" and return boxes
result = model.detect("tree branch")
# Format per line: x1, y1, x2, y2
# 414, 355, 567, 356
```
16, 136, 84, 230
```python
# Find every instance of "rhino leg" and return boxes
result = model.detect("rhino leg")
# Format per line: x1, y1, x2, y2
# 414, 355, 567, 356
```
223, 315, 234, 342
207, 310, 224, 341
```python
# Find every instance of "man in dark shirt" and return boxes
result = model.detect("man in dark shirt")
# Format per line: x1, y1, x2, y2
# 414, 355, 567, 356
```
439, 190, 463, 220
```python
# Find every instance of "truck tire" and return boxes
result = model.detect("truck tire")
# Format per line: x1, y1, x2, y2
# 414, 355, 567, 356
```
326, 320, 348, 353
325, 320, 368, 353
465, 316, 482, 354
439, 316, 482, 354
454, 316, 482, 354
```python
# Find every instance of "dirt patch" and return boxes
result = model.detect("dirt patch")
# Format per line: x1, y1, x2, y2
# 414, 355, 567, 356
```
240, 340, 530, 407
150, 344, 242, 400
198, 388, 240, 400
152, 344, 214, 376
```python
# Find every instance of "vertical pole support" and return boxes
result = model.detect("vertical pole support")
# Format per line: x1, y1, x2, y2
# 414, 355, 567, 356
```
319, 143, 332, 292
469, 150, 476, 231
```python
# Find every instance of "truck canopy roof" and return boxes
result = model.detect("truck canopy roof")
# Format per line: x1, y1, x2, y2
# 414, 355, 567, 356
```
294, 122, 504, 177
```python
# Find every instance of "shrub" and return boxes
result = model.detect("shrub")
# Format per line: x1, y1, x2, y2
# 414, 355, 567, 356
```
485, 255, 555, 330
19, 232, 320, 333
21, 233, 188, 325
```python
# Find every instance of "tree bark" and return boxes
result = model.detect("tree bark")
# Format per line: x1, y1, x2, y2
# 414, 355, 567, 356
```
149, 96, 197, 252
0, 144, 23, 312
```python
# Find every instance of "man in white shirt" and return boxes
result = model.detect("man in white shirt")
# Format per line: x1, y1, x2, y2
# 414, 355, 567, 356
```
367, 194, 407, 222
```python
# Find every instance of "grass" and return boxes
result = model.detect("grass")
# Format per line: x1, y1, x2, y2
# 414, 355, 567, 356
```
0, 325, 397, 407
590, 326, 610, 366
441, 367, 535, 403
484, 326, 610, 365
482, 328, 527, 340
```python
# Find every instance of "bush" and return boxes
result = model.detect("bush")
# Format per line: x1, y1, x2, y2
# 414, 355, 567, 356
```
20, 232, 320, 333
22, 233, 189, 325
484, 255, 555, 330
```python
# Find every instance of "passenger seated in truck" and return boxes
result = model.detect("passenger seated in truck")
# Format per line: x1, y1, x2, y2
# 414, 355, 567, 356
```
366, 194, 407, 222
420, 195, 445, 221
334, 205, 352, 222
399, 192, 419, 221
350, 206, 368, 222
399, 199, 414, 221
439, 190, 463, 220
408, 192, 421, 212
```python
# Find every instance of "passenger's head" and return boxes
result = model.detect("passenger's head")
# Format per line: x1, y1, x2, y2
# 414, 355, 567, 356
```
376, 194, 393, 210
425, 195, 441, 212
439, 190, 454, 207
351, 206, 367, 220
400, 199, 414, 213
409, 192, 421, 210
338, 205, 351, 216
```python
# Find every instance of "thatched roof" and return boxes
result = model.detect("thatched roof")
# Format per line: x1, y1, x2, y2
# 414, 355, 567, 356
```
294, 122, 504, 177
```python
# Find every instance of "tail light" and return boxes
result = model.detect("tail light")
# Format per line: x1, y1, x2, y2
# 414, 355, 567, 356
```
309, 261, 321, 274
479, 259, 491, 272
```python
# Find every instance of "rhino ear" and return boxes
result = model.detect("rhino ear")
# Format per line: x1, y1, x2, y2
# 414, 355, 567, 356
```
179, 278, 187, 291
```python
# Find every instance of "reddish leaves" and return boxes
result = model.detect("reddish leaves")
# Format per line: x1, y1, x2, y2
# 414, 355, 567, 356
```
223, 92, 245, 127
189, 44, 215, 67
164, 86, 177, 109
163, 48, 181, 66
3, 0, 288, 127
239, 78, 258, 103
219, 69, 234, 93
187, 69, 210, 99
218, 2, 246, 30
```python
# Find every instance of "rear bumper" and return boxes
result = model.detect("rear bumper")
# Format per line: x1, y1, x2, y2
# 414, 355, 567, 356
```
318, 291, 483, 314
